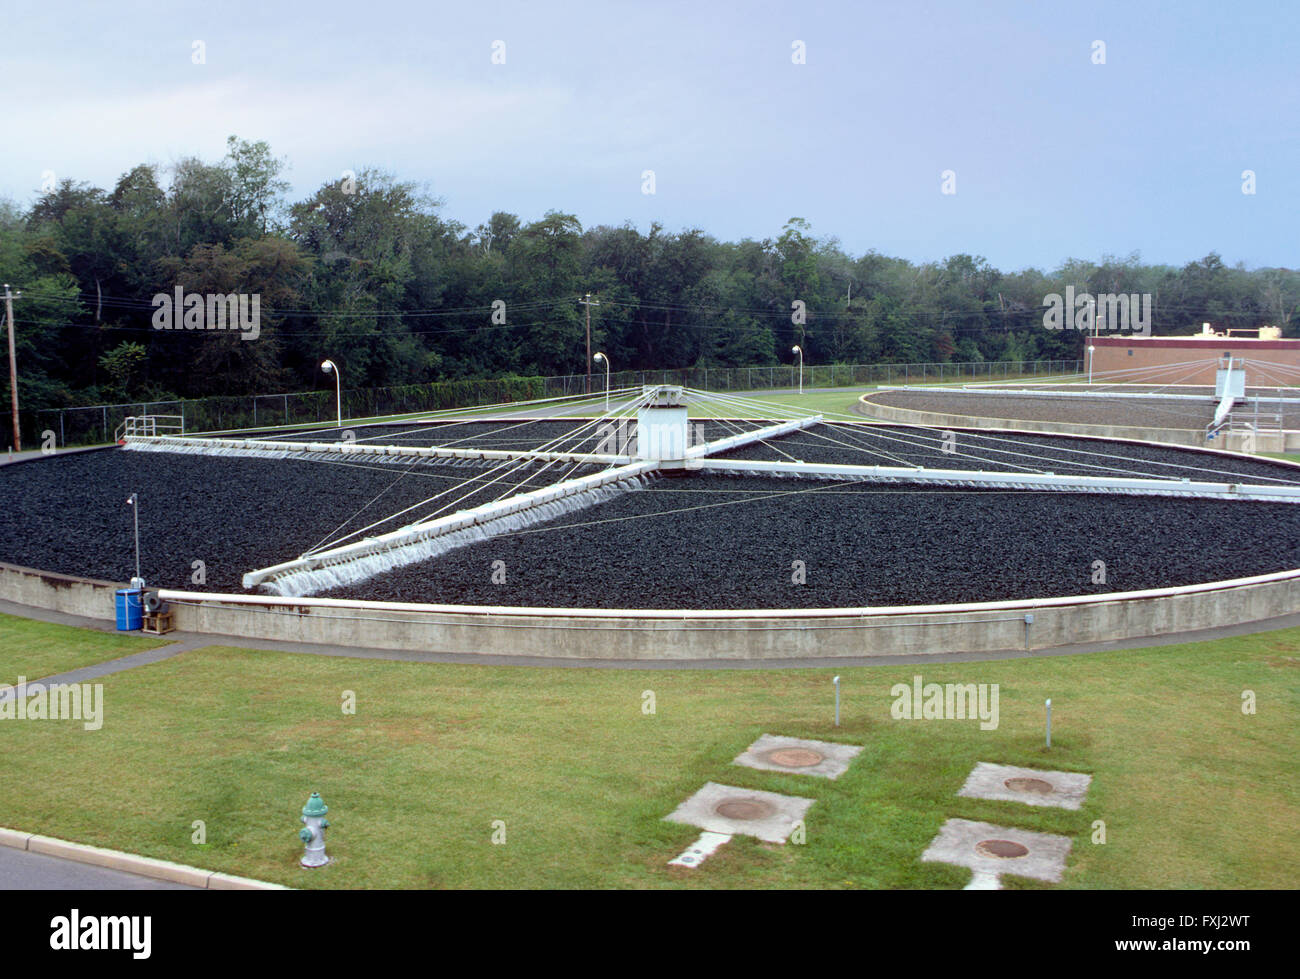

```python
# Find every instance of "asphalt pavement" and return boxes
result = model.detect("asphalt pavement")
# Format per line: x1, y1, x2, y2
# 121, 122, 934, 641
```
0, 846, 196, 890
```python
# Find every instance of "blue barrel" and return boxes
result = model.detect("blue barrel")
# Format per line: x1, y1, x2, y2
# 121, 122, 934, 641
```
115, 588, 143, 631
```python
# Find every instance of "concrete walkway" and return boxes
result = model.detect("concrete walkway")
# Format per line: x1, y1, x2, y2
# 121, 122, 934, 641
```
3, 597, 1298, 672
0, 637, 208, 701
0, 602, 210, 699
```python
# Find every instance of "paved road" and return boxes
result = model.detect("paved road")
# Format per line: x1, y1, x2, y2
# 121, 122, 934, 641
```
0, 846, 195, 890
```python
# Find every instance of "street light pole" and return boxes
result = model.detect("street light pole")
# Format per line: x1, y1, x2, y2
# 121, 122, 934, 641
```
593, 352, 610, 411
579, 294, 600, 395
125, 493, 141, 584
1087, 298, 1097, 386
791, 345, 803, 394
321, 359, 341, 428
5, 284, 22, 451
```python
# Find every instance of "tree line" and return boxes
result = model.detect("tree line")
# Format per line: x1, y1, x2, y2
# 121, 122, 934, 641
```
1, 135, 1296, 413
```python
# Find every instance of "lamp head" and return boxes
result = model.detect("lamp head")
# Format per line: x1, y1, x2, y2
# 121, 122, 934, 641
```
321, 360, 335, 374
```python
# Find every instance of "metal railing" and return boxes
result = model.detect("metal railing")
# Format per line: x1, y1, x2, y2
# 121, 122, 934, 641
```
115, 414, 184, 442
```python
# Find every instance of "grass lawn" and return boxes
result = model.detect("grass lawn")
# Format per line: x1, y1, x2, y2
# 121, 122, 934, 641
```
0, 623, 1296, 889
0, 613, 169, 686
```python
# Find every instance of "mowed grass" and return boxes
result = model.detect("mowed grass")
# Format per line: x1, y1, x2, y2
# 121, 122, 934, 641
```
1, 623, 1297, 890
0, 613, 168, 686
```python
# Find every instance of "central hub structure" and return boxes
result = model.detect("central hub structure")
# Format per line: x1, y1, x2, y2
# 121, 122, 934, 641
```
633, 385, 689, 461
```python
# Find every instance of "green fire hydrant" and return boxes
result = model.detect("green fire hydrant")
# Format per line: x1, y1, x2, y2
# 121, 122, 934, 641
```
298, 792, 331, 868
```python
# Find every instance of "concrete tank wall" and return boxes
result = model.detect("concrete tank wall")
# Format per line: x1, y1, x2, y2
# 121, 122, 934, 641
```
2, 560, 1295, 662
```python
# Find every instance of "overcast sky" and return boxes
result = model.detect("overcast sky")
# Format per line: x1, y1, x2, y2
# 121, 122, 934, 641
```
4, 0, 1296, 270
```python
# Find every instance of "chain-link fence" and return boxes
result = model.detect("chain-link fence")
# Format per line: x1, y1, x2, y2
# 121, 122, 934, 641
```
4, 358, 1082, 450
547, 359, 1083, 397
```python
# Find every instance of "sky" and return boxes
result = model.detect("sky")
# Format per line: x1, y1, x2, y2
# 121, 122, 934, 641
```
3, 0, 1296, 271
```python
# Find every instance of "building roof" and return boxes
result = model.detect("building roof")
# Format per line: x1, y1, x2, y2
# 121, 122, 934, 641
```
1094, 335, 1299, 349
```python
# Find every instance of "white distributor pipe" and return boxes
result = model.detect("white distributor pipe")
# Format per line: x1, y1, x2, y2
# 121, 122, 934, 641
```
694, 457, 1300, 503
242, 459, 659, 591
683, 415, 823, 458
124, 434, 632, 467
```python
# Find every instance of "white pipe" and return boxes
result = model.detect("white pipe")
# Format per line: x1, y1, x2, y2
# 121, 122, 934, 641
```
242, 459, 658, 590
124, 434, 630, 466
683, 415, 822, 458
157, 565, 1300, 620
694, 457, 1300, 502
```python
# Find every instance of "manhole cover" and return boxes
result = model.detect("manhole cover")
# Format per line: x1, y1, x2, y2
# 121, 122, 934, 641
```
1004, 777, 1054, 795
766, 747, 824, 768
715, 798, 776, 821
976, 839, 1029, 859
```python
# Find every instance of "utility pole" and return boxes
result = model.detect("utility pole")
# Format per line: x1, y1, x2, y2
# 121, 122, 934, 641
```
579, 293, 600, 394
4, 284, 20, 452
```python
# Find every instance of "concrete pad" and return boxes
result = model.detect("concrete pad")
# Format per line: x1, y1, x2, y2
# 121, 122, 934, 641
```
0, 826, 33, 850
921, 818, 1072, 886
957, 762, 1092, 810
667, 831, 732, 868
664, 782, 814, 844
27, 835, 214, 888
732, 733, 862, 780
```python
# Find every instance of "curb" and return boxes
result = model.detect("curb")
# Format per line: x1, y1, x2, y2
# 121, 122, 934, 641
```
0, 826, 288, 890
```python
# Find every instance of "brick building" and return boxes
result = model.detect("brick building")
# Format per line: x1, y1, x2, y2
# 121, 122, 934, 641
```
1091, 325, 1300, 387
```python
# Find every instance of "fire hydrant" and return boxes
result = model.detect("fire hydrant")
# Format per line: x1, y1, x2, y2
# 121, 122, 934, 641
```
298, 792, 331, 868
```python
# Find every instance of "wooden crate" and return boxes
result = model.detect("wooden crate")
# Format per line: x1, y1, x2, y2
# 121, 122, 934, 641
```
141, 609, 175, 635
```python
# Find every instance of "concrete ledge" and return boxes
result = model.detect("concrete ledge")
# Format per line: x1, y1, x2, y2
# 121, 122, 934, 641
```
208, 871, 285, 890
153, 570, 1300, 660
1, 827, 286, 889
0, 827, 33, 850
0, 562, 122, 622
2, 556, 1298, 660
